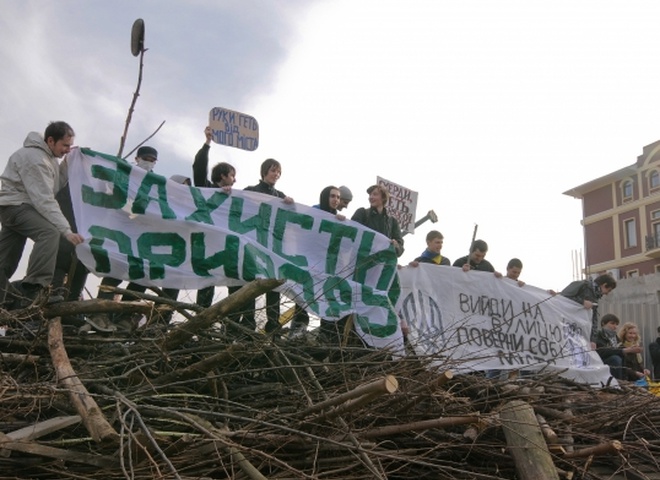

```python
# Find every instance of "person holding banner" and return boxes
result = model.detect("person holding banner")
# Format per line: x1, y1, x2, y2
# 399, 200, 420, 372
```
191, 126, 236, 308
452, 239, 497, 273
237, 159, 294, 334
504, 258, 525, 287
409, 230, 450, 267
86, 146, 168, 332
561, 273, 616, 343
290, 186, 345, 339
0, 121, 84, 309
351, 185, 404, 257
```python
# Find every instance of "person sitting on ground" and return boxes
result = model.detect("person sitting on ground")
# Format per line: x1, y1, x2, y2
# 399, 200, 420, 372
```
593, 313, 642, 381
191, 126, 236, 308
649, 326, 660, 381
409, 230, 450, 267
0, 121, 84, 309
617, 322, 651, 382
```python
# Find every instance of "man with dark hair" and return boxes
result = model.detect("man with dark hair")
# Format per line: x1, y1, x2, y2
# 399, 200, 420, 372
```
0, 121, 84, 308
593, 313, 641, 380
504, 258, 525, 287
561, 273, 616, 342
649, 326, 660, 381
191, 126, 236, 308
453, 239, 496, 273
236, 158, 294, 333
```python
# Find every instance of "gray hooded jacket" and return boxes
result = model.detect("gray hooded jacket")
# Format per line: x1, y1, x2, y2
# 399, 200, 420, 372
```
0, 132, 72, 235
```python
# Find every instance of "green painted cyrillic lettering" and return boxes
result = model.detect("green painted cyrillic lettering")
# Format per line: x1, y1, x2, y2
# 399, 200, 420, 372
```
137, 232, 186, 280
190, 232, 240, 279
133, 174, 176, 219
81, 160, 131, 209
321, 276, 353, 317
318, 220, 358, 274
278, 264, 318, 314
242, 244, 275, 280
228, 197, 271, 247
273, 210, 313, 266
88, 225, 144, 279
353, 231, 398, 290
355, 286, 399, 338
186, 188, 230, 224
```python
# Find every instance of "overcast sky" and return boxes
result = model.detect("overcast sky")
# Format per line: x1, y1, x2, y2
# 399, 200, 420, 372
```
3, 0, 660, 293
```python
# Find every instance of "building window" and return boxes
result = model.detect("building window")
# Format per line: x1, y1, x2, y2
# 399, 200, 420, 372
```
627, 270, 639, 278
654, 222, 660, 246
651, 170, 660, 190
622, 180, 633, 200
624, 218, 637, 248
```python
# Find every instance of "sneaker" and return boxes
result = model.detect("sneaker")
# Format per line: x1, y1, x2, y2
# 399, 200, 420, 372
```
115, 317, 136, 332
287, 322, 308, 340
84, 313, 117, 332
15, 282, 45, 309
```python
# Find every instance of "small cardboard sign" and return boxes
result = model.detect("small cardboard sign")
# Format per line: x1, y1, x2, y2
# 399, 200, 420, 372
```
377, 176, 418, 234
208, 107, 259, 151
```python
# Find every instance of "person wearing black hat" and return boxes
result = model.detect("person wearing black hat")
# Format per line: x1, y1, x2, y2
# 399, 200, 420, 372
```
135, 146, 158, 171
84, 145, 162, 332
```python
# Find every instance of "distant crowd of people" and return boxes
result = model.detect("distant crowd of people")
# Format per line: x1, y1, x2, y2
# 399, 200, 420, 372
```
1, 122, 660, 384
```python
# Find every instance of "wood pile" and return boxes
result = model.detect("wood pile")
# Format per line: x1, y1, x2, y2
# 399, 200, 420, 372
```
1, 280, 660, 480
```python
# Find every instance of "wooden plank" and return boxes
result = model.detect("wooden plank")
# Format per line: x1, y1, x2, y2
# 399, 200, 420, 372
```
6, 415, 82, 441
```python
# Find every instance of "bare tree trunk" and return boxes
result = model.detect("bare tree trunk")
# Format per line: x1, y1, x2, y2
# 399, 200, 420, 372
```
47, 317, 118, 443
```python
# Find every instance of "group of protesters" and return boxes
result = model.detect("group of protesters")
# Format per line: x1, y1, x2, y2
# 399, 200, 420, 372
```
0, 123, 406, 340
1, 122, 659, 384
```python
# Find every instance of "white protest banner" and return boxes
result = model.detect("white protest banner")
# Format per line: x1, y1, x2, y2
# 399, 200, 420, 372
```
396, 265, 615, 387
376, 176, 417, 234
209, 107, 259, 151
68, 148, 402, 349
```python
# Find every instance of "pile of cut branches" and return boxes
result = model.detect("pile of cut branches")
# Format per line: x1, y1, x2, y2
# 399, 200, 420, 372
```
1, 279, 659, 480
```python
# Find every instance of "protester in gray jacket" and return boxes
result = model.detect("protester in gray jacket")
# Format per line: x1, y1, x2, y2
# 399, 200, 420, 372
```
0, 121, 84, 308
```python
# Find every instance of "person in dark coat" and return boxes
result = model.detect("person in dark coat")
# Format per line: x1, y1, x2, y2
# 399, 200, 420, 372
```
351, 184, 404, 257
593, 313, 643, 381
453, 239, 498, 274
561, 273, 617, 342
649, 326, 660, 381
191, 126, 236, 308
237, 159, 294, 333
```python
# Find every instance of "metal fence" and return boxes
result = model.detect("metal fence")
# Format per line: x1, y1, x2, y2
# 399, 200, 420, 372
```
598, 274, 660, 379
